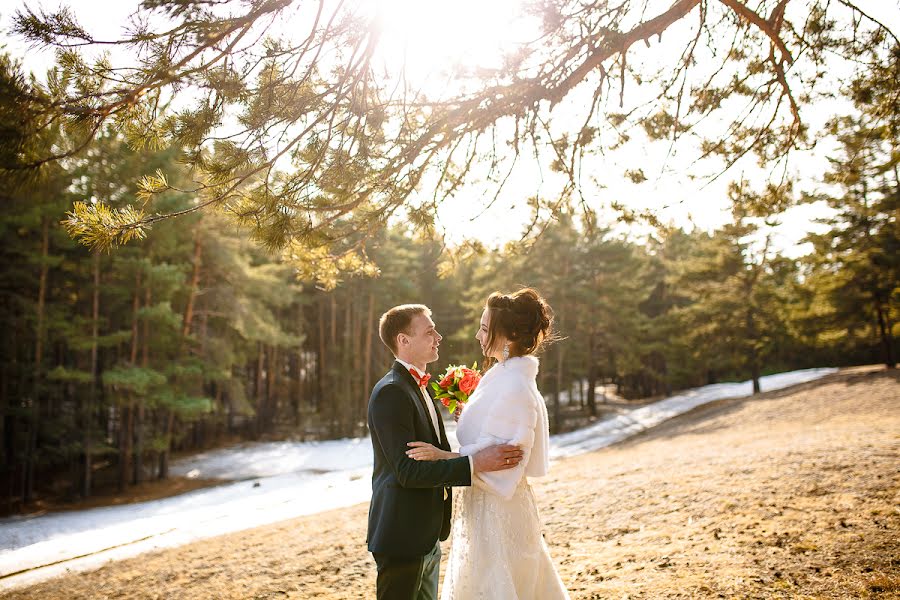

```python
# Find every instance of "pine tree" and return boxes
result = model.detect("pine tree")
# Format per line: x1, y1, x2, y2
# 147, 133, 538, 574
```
801, 45, 899, 368
664, 210, 786, 393
4, 2, 894, 277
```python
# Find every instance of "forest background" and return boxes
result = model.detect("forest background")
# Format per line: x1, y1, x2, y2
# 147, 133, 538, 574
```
0, 0, 896, 515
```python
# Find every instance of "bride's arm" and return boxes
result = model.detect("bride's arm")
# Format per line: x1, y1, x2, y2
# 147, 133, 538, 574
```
466, 386, 538, 499
457, 438, 495, 458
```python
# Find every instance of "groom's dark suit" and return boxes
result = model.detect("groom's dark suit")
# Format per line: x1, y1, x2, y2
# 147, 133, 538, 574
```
367, 360, 472, 597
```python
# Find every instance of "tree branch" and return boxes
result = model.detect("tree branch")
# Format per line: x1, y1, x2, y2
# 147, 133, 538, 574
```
836, 0, 900, 46
717, 0, 794, 63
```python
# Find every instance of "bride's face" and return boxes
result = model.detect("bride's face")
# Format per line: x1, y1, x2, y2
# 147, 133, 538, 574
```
475, 308, 504, 360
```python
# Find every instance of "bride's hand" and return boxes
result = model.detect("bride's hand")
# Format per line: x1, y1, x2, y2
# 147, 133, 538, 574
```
406, 441, 455, 461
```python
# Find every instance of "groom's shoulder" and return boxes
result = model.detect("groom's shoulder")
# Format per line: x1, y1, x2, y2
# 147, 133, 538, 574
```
374, 363, 398, 384
371, 367, 406, 396
369, 370, 411, 415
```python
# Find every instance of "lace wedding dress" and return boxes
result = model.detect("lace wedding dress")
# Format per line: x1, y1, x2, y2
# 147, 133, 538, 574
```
441, 356, 569, 600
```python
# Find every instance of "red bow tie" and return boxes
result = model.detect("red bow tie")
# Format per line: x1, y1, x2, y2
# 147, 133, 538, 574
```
409, 368, 431, 388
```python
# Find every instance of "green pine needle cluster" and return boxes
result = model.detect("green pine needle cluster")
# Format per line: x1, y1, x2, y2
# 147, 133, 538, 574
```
62, 201, 148, 252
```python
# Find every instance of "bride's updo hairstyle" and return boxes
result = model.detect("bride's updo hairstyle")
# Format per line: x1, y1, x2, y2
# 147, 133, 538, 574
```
484, 287, 555, 361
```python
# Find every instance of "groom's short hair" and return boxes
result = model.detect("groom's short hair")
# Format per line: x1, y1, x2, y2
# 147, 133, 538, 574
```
379, 304, 431, 355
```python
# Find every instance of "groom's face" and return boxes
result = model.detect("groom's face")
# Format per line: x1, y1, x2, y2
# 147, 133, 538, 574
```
399, 312, 442, 366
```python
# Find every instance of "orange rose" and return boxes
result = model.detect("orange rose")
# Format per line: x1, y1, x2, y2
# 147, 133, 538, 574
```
439, 373, 455, 389
458, 370, 481, 395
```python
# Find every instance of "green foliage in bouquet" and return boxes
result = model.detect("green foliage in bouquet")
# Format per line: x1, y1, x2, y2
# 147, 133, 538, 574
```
430, 362, 482, 414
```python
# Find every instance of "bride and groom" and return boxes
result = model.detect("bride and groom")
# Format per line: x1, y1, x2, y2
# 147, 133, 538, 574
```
367, 288, 569, 599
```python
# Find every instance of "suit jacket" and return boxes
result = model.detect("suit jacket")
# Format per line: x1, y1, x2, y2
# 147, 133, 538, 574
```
367, 360, 472, 556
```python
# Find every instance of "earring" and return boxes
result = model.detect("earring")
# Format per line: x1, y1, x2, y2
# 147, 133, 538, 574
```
502, 342, 510, 361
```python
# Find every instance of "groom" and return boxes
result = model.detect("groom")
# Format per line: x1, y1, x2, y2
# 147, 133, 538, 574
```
367, 304, 524, 600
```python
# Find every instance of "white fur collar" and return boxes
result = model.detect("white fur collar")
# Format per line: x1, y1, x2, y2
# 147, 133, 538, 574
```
493, 355, 540, 379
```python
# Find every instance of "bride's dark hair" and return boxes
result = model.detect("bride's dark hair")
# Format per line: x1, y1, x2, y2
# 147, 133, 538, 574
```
483, 287, 556, 363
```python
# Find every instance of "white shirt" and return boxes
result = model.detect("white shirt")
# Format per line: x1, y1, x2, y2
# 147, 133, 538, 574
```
395, 358, 441, 438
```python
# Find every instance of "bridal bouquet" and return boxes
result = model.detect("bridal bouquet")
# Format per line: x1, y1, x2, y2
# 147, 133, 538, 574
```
430, 363, 481, 414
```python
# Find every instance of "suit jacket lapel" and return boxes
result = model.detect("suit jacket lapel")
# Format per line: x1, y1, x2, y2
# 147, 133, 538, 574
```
392, 361, 438, 443
426, 384, 451, 450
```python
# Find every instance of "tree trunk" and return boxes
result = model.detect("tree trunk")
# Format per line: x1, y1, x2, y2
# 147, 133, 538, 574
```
200, 280, 212, 446
291, 350, 302, 427
214, 384, 224, 443
134, 285, 151, 485
119, 269, 141, 492
751, 361, 761, 394
553, 342, 564, 434
182, 233, 202, 338
268, 344, 279, 431
326, 296, 340, 437
2, 361, 18, 514
84, 251, 100, 498
25, 219, 50, 504
746, 308, 761, 394
317, 296, 326, 413
350, 295, 361, 435
329, 294, 339, 436
343, 294, 352, 435
158, 409, 175, 479
586, 334, 597, 416
874, 297, 896, 369
227, 367, 236, 433
200, 279, 209, 357
255, 342, 265, 437
363, 291, 375, 431
330, 295, 337, 346
4, 321, 20, 514
118, 404, 132, 493
293, 302, 303, 426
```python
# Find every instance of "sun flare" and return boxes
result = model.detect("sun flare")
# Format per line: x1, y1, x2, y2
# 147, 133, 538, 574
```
372, 0, 536, 89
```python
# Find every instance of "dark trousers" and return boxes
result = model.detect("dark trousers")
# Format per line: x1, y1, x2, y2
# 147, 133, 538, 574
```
373, 542, 441, 600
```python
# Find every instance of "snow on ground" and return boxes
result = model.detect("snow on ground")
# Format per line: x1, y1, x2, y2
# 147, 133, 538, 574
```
0, 367, 836, 589
0, 469, 373, 588
550, 368, 837, 458
172, 436, 373, 480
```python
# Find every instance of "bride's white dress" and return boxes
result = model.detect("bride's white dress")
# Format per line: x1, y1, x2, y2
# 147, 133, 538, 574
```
441, 355, 569, 600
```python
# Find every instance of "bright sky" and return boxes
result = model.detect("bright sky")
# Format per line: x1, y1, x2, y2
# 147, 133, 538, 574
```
2, 0, 897, 258
373, 0, 897, 258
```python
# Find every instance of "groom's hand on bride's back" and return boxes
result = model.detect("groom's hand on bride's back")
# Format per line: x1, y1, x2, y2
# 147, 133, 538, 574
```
472, 445, 524, 472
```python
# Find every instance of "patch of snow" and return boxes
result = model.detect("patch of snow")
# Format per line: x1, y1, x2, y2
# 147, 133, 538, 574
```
0, 469, 371, 588
169, 436, 373, 480
550, 368, 837, 458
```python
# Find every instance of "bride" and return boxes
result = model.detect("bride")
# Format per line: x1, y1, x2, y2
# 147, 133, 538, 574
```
406, 288, 570, 600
